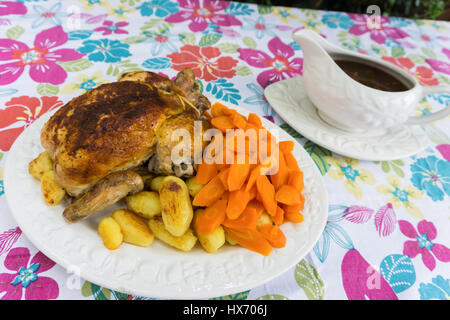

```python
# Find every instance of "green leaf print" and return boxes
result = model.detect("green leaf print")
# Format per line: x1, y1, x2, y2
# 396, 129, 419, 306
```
211, 290, 250, 300
256, 294, 288, 300
257, 5, 272, 14
303, 141, 332, 176
376, 160, 405, 178
199, 34, 221, 47
81, 281, 111, 300
37, 83, 59, 96
243, 37, 257, 49
236, 65, 252, 76
58, 59, 93, 72
6, 25, 24, 40
218, 43, 241, 54
279, 123, 303, 139
391, 46, 405, 58
295, 259, 324, 300
179, 32, 196, 45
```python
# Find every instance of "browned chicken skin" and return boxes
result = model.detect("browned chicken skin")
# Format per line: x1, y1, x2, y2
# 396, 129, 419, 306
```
41, 68, 210, 223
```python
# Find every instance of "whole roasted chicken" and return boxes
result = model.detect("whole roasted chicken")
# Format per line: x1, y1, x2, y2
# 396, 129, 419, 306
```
40, 69, 210, 223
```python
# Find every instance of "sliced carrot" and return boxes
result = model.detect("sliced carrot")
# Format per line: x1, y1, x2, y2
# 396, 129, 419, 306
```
272, 206, 284, 225
247, 113, 263, 128
283, 150, 300, 173
279, 141, 294, 154
285, 211, 304, 223
195, 162, 217, 185
256, 175, 277, 216
245, 164, 262, 192
226, 188, 251, 219
231, 113, 247, 129
211, 115, 235, 133
224, 227, 272, 256
193, 175, 225, 207
288, 170, 304, 192
220, 191, 230, 202
283, 195, 305, 213
275, 185, 302, 205
227, 162, 251, 191
218, 167, 230, 190
270, 152, 288, 190
222, 203, 261, 230
194, 199, 227, 234
211, 102, 231, 117
248, 185, 257, 200
259, 224, 286, 248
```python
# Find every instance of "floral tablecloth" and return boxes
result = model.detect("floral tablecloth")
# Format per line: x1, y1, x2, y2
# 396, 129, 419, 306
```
0, 0, 449, 300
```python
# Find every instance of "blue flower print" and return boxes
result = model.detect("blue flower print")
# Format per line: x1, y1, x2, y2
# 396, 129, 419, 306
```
11, 263, 40, 288
419, 275, 450, 300
78, 39, 132, 63
136, 0, 178, 18
243, 83, 275, 117
28, 2, 67, 29
321, 12, 354, 29
142, 29, 179, 56
410, 155, 450, 201
242, 16, 277, 40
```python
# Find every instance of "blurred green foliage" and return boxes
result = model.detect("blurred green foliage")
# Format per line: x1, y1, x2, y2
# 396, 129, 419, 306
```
240, 0, 447, 20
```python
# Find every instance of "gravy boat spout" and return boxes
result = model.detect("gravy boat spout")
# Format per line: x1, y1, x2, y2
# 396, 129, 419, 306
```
292, 29, 450, 132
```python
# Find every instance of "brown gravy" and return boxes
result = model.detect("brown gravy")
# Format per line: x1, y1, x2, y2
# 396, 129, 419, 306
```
334, 59, 411, 92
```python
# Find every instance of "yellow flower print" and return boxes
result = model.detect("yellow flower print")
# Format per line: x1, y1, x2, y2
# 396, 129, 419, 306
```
78, 0, 110, 12
298, 17, 325, 33
416, 99, 433, 117
376, 174, 424, 219
61, 71, 109, 95
272, 7, 299, 24
107, 4, 135, 20
326, 156, 375, 200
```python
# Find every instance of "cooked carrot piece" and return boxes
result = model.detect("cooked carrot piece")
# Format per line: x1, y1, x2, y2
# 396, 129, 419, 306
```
275, 185, 302, 205
227, 162, 250, 191
279, 141, 294, 154
245, 164, 262, 192
270, 152, 288, 190
259, 224, 286, 248
247, 113, 263, 128
288, 170, 304, 192
285, 211, 304, 223
211, 102, 231, 117
256, 175, 277, 216
218, 167, 230, 190
220, 191, 230, 202
193, 175, 225, 207
224, 227, 272, 256
284, 151, 300, 172
194, 199, 227, 234
283, 195, 305, 213
231, 113, 247, 129
211, 116, 235, 133
195, 162, 218, 185
226, 188, 251, 219
272, 206, 284, 225
223, 204, 261, 230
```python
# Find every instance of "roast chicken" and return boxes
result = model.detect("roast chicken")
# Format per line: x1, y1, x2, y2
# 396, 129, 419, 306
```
40, 68, 211, 223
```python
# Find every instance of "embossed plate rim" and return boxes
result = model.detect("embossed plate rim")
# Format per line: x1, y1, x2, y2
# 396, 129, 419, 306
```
265, 76, 430, 161
4, 100, 328, 299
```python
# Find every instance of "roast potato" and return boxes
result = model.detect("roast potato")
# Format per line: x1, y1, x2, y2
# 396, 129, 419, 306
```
98, 217, 123, 250
148, 217, 197, 252
126, 191, 161, 219
225, 232, 237, 246
150, 176, 165, 192
141, 174, 154, 190
40, 171, 65, 205
159, 176, 193, 237
29, 152, 53, 181
257, 212, 274, 228
112, 209, 154, 247
197, 225, 225, 253
185, 177, 204, 197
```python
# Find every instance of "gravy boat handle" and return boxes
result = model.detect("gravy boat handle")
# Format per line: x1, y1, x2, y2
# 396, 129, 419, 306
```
406, 85, 450, 125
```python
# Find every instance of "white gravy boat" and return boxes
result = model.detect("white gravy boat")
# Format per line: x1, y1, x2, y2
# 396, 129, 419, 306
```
293, 29, 450, 132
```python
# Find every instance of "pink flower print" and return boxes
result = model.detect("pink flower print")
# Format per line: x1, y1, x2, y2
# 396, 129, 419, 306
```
348, 14, 409, 45
0, 1, 27, 16
0, 25, 84, 85
165, 0, 242, 32
94, 20, 129, 36
399, 220, 450, 271
238, 37, 303, 88
0, 247, 59, 300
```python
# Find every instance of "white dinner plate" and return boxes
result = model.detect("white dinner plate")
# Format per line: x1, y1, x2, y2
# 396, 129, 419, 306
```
4, 100, 328, 299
